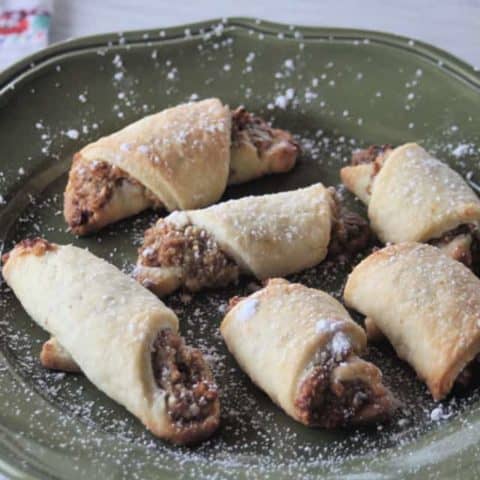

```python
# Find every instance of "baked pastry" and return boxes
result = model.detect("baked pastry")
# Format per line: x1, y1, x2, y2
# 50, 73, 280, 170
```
64, 99, 299, 235
40, 337, 80, 373
2, 239, 220, 444
134, 183, 371, 296
221, 279, 396, 427
340, 143, 480, 267
344, 242, 480, 401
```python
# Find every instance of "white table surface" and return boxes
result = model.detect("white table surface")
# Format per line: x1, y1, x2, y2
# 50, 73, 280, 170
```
51, 0, 480, 66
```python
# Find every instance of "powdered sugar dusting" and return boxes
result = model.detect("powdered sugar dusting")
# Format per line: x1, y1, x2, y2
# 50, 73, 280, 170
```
65, 129, 79, 139
235, 298, 259, 322
5, 172, 476, 477
315, 318, 346, 335
330, 331, 351, 360
430, 405, 453, 422
0, 18, 479, 480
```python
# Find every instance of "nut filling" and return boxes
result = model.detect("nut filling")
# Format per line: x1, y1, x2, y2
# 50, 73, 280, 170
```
65, 158, 160, 228
231, 106, 300, 157
329, 190, 371, 257
139, 220, 240, 291
152, 329, 218, 426
295, 355, 387, 428
430, 223, 480, 270
351, 144, 394, 169
1, 238, 57, 264
454, 351, 480, 393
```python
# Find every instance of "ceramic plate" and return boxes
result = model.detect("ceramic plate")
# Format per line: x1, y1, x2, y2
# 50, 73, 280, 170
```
0, 18, 479, 480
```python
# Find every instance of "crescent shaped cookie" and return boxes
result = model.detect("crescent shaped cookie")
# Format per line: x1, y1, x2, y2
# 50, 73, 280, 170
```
64, 99, 299, 235
221, 279, 397, 427
340, 143, 480, 267
2, 239, 219, 445
134, 183, 371, 296
344, 242, 480, 401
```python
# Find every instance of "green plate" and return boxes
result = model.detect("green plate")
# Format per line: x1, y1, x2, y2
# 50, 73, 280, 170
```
0, 17, 479, 480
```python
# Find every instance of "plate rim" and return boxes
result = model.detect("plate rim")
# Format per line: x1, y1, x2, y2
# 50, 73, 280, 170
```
0, 17, 479, 95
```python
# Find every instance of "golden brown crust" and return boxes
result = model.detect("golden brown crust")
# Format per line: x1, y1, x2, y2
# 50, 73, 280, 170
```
344, 242, 480, 400
147, 405, 220, 445
40, 338, 81, 373
2, 238, 57, 265
227, 295, 244, 313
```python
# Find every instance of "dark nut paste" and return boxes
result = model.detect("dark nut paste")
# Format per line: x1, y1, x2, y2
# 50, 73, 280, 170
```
231, 106, 300, 159
152, 329, 218, 436
328, 189, 371, 257
351, 144, 394, 169
139, 220, 240, 291
64, 157, 160, 231
295, 346, 394, 428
